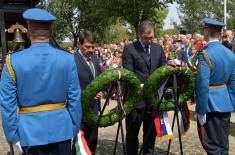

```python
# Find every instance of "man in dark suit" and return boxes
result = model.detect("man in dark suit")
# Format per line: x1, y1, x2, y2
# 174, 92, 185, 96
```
182, 38, 193, 66
122, 21, 166, 155
74, 30, 102, 154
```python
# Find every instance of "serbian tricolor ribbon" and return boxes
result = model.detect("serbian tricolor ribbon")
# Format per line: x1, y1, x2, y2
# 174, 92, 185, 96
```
178, 104, 190, 135
154, 112, 173, 141
75, 130, 92, 155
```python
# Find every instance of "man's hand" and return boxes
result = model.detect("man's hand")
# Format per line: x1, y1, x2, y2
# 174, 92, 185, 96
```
197, 114, 206, 125
186, 99, 194, 105
14, 141, 23, 155
94, 91, 103, 100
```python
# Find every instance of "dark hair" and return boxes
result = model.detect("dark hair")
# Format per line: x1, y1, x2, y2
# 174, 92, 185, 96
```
28, 27, 51, 40
222, 40, 232, 50
78, 30, 96, 45
205, 29, 221, 38
138, 20, 155, 34
173, 39, 182, 44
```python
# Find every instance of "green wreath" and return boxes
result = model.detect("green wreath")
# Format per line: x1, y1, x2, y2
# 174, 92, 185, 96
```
82, 68, 141, 127
143, 65, 195, 111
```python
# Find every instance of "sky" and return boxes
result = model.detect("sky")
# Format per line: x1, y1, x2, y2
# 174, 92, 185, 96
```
163, 2, 180, 30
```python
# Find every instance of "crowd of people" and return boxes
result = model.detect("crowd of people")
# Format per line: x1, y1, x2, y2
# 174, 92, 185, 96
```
65, 29, 235, 72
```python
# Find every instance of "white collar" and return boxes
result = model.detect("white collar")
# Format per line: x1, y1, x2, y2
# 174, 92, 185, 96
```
139, 39, 150, 49
78, 49, 90, 62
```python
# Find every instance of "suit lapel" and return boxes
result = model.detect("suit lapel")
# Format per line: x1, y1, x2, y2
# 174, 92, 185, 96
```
150, 45, 155, 72
91, 56, 98, 77
134, 40, 151, 70
75, 52, 95, 79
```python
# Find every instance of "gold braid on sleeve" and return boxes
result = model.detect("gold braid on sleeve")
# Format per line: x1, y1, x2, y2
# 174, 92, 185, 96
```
6, 54, 16, 84
192, 50, 199, 71
202, 50, 213, 71
191, 50, 213, 72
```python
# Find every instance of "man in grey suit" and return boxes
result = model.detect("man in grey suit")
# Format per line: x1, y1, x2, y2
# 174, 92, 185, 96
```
122, 21, 166, 155
73, 30, 102, 154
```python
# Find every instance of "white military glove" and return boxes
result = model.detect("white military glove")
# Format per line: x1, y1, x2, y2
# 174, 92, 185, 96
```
140, 84, 144, 89
14, 141, 23, 155
112, 64, 118, 68
197, 114, 206, 125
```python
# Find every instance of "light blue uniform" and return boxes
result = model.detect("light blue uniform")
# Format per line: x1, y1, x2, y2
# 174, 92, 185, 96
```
195, 18, 235, 155
196, 41, 235, 115
0, 8, 82, 147
0, 43, 82, 146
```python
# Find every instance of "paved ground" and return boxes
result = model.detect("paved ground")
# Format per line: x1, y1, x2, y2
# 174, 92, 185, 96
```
1, 104, 235, 155
96, 110, 235, 155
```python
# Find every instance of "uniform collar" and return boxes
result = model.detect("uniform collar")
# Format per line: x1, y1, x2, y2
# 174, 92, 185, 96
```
30, 42, 50, 47
206, 40, 220, 46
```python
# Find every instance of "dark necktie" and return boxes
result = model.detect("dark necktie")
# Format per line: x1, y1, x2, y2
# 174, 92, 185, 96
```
145, 46, 150, 62
87, 57, 95, 78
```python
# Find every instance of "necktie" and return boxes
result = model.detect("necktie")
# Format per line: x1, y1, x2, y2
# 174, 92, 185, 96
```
145, 46, 150, 61
87, 57, 95, 78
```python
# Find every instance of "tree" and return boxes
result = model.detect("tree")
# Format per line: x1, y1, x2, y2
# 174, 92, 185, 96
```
96, 0, 173, 37
39, 0, 81, 46
175, 0, 223, 34
101, 20, 135, 42
39, 0, 114, 46
39, 0, 173, 43
75, 0, 115, 41
227, 0, 235, 29
153, 8, 169, 37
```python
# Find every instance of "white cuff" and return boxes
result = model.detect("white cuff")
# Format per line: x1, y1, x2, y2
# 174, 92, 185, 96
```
197, 114, 206, 125
140, 84, 144, 89
14, 141, 23, 154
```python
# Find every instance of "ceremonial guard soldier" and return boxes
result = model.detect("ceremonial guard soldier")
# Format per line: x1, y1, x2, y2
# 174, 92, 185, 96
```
196, 18, 235, 155
0, 8, 82, 155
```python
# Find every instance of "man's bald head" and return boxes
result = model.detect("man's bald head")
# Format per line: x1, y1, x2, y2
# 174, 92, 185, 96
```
225, 30, 233, 42
225, 30, 233, 36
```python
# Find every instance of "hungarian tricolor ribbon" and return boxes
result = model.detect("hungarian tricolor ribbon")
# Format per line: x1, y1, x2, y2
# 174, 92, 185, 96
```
75, 130, 92, 155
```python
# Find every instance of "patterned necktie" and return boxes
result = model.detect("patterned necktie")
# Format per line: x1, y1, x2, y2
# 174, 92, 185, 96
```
87, 57, 95, 78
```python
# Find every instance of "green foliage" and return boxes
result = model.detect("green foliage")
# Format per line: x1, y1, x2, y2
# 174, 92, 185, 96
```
175, 0, 223, 33
61, 42, 74, 48
76, 0, 115, 41
38, 0, 80, 46
39, 0, 116, 44
39, 0, 173, 43
227, 0, 235, 29
95, 0, 172, 37
143, 65, 195, 112
100, 20, 136, 42
154, 8, 169, 37
82, 68, 141, 127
